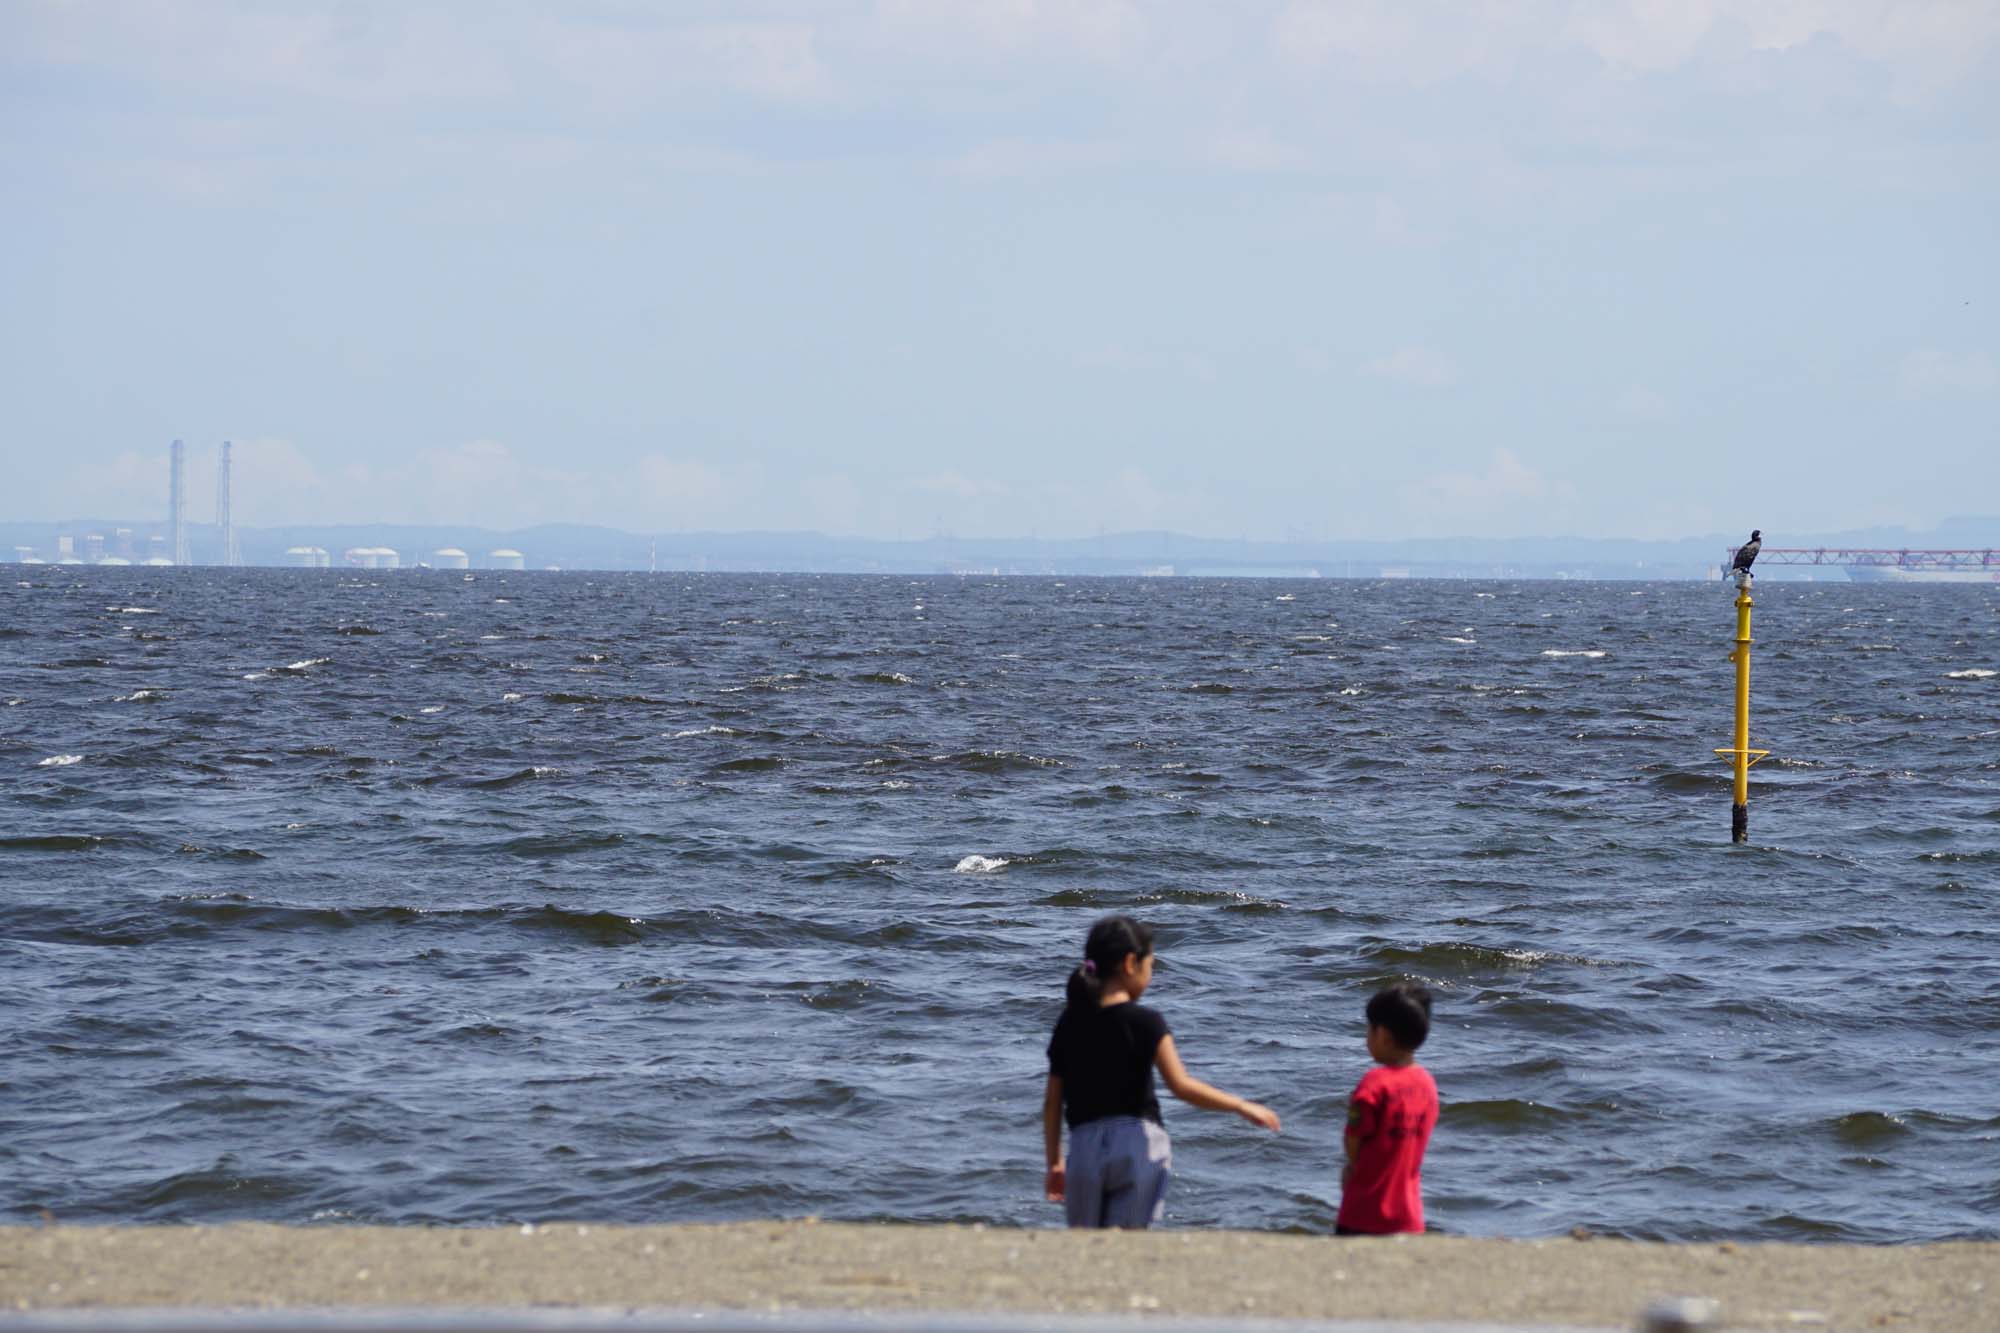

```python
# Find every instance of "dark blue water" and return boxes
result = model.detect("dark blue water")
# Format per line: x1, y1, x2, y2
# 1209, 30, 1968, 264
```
3, 569, 1996, 1241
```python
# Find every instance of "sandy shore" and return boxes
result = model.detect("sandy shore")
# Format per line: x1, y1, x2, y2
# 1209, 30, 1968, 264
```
2, 1223, 1994, 1330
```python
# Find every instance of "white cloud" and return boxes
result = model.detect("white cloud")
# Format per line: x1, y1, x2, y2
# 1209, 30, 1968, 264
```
945, 137, 1125, 181
57, 448, 174, 522
1409, 448, 1577, 520
633, 455, 741, 528
1614, 386, 1670, 419
1361, 346, 1457, 386
1109, 466, 1174, 528
912, 472, 1012, 499
1195, 129, 1310, 174
871, 0, 1148, 65
227, 439, 332, 522
1273, 1, 2000, 90
1898, 348, 1997, 396
533, 19, 834, 111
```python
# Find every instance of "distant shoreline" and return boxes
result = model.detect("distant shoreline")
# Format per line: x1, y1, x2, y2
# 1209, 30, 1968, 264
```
5, 1222, 1995, 1330
9, 517, 1998, 580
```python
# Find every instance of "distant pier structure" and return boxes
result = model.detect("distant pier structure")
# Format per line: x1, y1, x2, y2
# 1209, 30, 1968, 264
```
216, 440, 241, 567
1726, 546, 2000, 584
169, 440, 190, 565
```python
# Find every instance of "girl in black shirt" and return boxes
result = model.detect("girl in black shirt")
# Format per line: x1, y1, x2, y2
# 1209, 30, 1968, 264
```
1042, 914, 1280, 1227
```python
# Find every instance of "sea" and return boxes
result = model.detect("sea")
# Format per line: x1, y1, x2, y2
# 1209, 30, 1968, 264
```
3, 569, 1996, 1243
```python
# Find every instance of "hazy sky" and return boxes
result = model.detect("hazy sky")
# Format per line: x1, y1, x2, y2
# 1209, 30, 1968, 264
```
4, 2, 1995, 540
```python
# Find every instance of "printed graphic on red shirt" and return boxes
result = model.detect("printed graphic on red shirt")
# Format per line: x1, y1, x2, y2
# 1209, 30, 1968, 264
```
1337, 1063, 1438, 1234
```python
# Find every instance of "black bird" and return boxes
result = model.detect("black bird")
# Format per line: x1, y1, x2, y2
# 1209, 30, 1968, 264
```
1731, 530, 1762, 575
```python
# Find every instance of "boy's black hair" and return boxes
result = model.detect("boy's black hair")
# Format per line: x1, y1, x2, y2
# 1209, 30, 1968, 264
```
1066, 914, 1154, 1011
1366, 983, 1433, 1052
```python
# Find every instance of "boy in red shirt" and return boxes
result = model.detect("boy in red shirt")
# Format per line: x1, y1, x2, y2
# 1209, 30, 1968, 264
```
1337, 983, 1439, 1235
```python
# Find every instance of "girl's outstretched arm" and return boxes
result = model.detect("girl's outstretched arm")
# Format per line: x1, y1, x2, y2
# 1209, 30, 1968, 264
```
1154, 1035, 1280, 1131
1042, 1074, 1066, 1201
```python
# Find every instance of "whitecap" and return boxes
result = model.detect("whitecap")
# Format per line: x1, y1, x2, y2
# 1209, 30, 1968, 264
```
114, 690, 162, 702
241, 672, 270, 681
954, 854, 1010, 873
671, 725, 740, 739
1443, 636, 1477, 644
1542, 650, 1607, 659
37, 754, 83, 767
1275, 594, 1295, 602
419, 705, 446, 714
278, 658, 330, 673
880, 780, 911, 790
1339, 686, 1365, 696
501, 692, 524, 702
108, 606, 160, 615
1944, 668, 1996, 680
5, 697, 25, 706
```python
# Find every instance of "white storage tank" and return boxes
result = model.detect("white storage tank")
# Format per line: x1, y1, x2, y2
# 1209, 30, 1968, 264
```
287, 546, 332, 568
431, 547, 470, 570
487, 548, 526, 571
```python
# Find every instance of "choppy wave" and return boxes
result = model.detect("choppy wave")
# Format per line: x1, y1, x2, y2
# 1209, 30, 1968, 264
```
3, 569, 1996, 1242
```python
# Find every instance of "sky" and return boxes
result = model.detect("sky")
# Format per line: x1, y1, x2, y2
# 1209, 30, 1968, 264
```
3, 1, 1995, 542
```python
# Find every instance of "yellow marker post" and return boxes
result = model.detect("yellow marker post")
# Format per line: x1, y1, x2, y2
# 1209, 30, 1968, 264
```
1715, 574, 1770, 843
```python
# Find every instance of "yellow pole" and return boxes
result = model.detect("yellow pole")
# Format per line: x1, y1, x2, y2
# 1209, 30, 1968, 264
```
1730, 583, 1752, 843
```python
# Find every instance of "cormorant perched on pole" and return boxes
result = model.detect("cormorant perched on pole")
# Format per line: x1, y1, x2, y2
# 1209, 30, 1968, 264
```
1731, 530, 1761, 579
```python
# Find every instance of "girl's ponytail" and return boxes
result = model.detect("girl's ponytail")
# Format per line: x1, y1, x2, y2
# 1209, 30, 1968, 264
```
1064, 914, 1154, 1010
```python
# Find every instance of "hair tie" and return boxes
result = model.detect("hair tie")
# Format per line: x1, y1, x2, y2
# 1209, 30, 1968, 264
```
1081, 958, 1097, 976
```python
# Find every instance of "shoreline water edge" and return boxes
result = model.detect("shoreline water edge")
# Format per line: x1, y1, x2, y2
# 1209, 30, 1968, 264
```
3, 1222, 1996, 1330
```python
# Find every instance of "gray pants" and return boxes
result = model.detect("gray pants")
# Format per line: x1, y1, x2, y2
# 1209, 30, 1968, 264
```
1065, 1115, 1172, 1229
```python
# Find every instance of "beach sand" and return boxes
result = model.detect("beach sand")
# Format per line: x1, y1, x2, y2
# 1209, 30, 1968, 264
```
3, 1222, 1994, 1330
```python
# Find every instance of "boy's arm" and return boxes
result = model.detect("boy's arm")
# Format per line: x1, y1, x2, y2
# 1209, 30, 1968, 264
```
1042, 1074, 1065, 1201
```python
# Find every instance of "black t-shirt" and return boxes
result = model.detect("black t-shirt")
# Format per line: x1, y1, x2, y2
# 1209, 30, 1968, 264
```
1045, 1001, 1171, 1128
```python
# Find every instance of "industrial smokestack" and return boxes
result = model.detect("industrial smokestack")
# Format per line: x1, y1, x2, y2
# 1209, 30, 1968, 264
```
170, 440, 190, 565
216, 440, 239, 567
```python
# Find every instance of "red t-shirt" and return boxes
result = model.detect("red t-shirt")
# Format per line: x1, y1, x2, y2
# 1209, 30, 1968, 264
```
1337, 1062, 1438, 1234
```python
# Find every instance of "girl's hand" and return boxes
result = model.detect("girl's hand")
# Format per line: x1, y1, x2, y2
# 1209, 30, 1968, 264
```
1044, 1163, 1066, 1202
1238, 1099, 1281, 1132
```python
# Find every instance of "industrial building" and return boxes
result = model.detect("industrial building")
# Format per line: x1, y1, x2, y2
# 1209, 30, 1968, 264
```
430, 547, 470, 570
286, 546, 332, 568
487, 548, 525, 570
